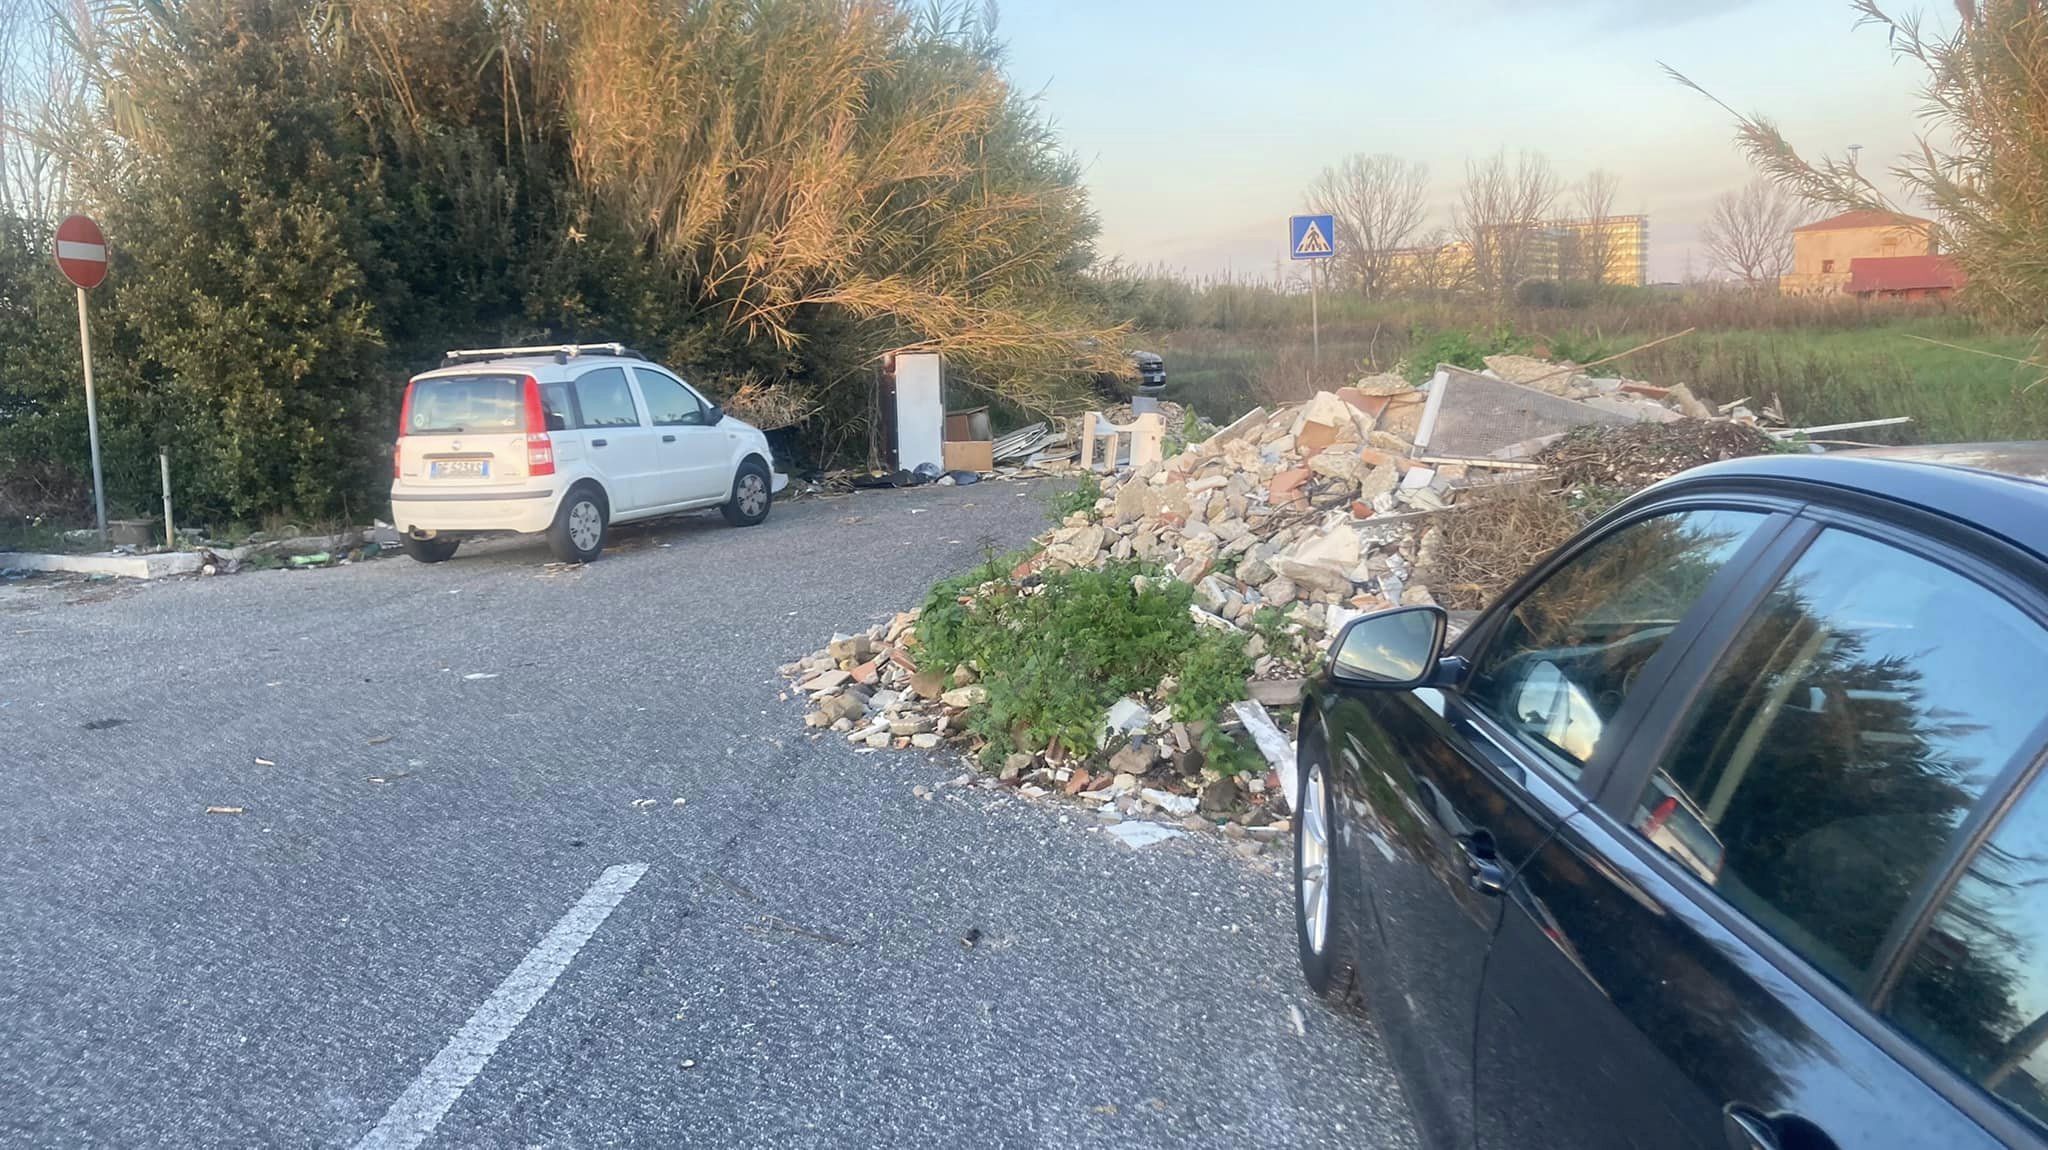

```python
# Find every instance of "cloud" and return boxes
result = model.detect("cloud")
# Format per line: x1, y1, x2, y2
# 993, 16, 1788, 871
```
1482, 0, 1762, 32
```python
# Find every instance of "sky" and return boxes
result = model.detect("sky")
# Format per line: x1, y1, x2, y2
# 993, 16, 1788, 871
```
998, 0, 1937, 283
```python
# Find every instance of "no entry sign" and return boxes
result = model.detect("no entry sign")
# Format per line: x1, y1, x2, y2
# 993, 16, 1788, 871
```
54, 214, 108, 289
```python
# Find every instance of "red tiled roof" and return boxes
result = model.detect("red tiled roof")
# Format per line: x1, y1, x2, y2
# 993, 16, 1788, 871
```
1794, 209, 1932, 233
1847, 255, 1965, 294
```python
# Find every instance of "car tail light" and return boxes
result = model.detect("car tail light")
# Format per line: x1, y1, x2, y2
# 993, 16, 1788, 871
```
520, 374, 556, 476
1641, 795, 1679, 836
394, 379, 416, 478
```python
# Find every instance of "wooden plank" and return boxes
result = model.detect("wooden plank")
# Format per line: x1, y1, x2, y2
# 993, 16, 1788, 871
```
1416, 454, 1547, 471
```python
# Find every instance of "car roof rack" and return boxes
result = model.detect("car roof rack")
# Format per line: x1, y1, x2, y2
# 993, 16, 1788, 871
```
441, 343, 645, 366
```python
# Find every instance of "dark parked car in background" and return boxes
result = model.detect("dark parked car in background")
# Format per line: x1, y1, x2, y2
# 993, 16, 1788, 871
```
1131, 350, 1165, 394
1295, 444, 2048, 1149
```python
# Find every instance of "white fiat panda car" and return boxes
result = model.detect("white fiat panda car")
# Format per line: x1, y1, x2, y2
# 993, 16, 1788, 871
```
389, 344, 786, 563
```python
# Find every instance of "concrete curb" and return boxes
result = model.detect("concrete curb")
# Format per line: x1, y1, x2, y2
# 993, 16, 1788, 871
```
0, 550, 205, 580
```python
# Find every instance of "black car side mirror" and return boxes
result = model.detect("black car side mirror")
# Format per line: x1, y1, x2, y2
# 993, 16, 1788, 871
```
1328, 605, 1450, 689
705, 403, 725, 425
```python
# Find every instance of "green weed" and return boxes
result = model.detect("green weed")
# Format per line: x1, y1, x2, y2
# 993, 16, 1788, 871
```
1402, 326, 1533, 383
914, 562, 1254, 768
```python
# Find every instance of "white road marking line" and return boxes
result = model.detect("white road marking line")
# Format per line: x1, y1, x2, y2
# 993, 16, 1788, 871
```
352, 863, 650, 1150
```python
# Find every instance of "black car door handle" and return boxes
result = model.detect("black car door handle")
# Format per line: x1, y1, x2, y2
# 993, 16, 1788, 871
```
662, 434, 676, 443
1721, 1105, 1781, 1150
591, 439, 608, 448
1460, 839, 1507, 896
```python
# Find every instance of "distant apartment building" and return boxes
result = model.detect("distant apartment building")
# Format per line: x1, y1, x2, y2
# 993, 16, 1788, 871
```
1780, 209, 1963, 299
1530, 215, 1650, 287
1384, 214, 1648, 293
1386, 238, 1474, 293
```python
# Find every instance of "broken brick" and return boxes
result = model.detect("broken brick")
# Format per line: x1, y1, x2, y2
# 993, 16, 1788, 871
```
1296, 420, 1338, 455
1267, 467, 1312, 508
1336, 387, 1393, 424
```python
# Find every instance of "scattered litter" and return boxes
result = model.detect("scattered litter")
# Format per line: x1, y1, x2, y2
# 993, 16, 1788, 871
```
80, 717, 127, 731
1105, 821, 1184, 850
366, 735, 393, 746
680, 1059, 697, 1070
672, 797, 687, 807
287, 552, 332, 568
1141, 788, 1199, 817
1233, 701, 1298, 809
204, 806, 244, 815
962, 926, 983, 949
463, 672, 498, 680
254, 757, 276, 767
631, 798, 658, 809
1101, 697, 1151, 745
1289, 1004, 1307, 1037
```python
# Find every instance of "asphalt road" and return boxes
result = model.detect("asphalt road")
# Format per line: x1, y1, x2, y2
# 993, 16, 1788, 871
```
0, 482, 1416, 1148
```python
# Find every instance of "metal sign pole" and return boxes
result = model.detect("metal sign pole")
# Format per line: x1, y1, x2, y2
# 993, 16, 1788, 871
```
160, 450, 175, 549
76, 285, 108, 543
1310, 262, 1321, 379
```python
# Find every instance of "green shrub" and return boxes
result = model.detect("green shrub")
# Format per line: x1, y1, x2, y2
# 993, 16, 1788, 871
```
1403, 325, 1532, 382
915, 562, 1253, 766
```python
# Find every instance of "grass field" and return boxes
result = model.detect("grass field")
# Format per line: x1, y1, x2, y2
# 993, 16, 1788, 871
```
1155, 317, 2044, 446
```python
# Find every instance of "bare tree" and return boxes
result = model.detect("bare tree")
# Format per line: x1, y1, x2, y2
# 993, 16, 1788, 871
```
1397, 228, 1468, 297
1574, 169, 1623, 285
1455, 150, 1560, 300
0, 0, 79, 220
1700, 177, 1809, 288
1306, 153, 1428, 301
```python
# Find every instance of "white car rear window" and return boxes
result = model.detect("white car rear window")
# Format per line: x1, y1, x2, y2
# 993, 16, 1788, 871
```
409, 374, 523, 434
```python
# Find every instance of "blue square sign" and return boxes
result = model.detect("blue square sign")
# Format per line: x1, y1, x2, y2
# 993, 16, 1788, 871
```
1290, 214, 1335, 261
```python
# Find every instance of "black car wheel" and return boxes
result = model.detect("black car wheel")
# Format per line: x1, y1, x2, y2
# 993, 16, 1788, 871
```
720, 459, 772, 527
548, 484, 608, 563
1297, 712, 1366, 1014
401, 534, 460, 564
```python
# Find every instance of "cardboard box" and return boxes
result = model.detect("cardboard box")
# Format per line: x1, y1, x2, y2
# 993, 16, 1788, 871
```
943, 440, 993, 473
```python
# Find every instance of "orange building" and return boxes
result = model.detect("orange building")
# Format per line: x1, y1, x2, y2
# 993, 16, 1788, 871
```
1780, 210, 1938, 295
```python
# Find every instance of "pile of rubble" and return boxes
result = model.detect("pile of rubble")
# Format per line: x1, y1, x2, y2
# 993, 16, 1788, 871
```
783, 611, 1295, 857
782, 384, 1475, 855
783, 352, 1835, 853
1032, 387, 1454, 637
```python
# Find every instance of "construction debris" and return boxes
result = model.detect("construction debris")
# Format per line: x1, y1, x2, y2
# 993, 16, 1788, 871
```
1537, 420, 1781, 493
786, 348, 1874, 855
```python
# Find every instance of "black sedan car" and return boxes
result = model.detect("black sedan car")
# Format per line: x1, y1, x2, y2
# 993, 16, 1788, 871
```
1296, 444, 2048, 1150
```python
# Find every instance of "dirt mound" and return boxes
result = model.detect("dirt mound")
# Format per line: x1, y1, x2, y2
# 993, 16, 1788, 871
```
1536, 420, 1779, 493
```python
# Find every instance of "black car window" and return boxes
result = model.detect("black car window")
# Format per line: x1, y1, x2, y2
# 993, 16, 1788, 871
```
1465, 508, 1766, 778
1886, 769, 2048, 1134
540, 381, 579, 431
574, 367, 641, 428
1628, 528, 2048, 998
633, 368, 705, 427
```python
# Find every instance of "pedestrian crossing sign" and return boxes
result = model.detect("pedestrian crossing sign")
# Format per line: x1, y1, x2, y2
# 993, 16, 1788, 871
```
1290, 214, 1335, 260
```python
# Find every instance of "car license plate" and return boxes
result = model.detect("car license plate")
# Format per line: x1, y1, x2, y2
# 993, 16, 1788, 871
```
430, 459, 489, 479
